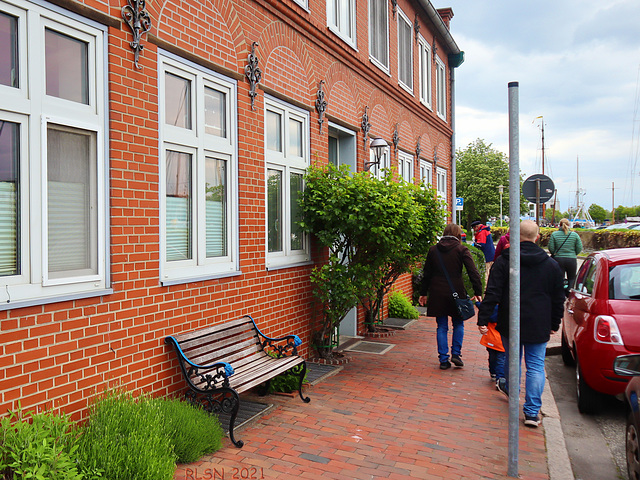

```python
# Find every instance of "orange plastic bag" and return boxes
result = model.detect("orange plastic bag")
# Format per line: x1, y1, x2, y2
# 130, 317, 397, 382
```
480, 322, 504, 352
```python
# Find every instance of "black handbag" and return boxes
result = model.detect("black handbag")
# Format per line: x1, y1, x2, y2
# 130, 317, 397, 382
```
435, 249, 476, 320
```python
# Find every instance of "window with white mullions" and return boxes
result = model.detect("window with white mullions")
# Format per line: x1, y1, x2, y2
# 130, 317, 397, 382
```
436, 56, 446, 120
159, 52, 238, 283
418, 36, 432, 108
436, 167, 447, 202
0, 0, 108, 308
368, 0, 388, 70
265, 97, 310, 268
397, 9, 413, 92
419, 159, 432, 188
327, 0, 356, 47
398, 151, 413, 183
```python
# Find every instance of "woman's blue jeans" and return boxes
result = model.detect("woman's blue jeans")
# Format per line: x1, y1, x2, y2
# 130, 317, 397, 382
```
435, 315, 464, 363
501, 334, 548, 417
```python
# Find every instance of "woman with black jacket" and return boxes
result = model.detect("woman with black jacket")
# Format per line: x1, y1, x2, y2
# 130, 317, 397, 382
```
419, 224, 483, 370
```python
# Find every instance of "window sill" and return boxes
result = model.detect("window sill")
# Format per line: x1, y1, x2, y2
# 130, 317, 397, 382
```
161, 270, 243, 287
0, 288, 114, 312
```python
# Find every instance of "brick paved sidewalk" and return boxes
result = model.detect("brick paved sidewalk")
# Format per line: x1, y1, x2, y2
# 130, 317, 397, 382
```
174, 317, 550, 480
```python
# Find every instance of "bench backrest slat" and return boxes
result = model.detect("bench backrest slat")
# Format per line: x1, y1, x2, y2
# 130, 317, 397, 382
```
188, 339, 263, 367
172, 317, 255, 343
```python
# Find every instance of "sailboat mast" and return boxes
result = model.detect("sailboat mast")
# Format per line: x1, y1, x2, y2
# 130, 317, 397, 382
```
541, 121, 545, 175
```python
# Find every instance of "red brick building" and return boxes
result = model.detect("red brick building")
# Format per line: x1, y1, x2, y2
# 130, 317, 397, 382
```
0, 0, 462, 418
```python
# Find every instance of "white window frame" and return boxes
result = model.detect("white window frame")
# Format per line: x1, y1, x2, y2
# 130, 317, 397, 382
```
265, 96, 310, 269
397, 9, 413, 93
419, 159, 432, 187
327, 0, 356, 48
292, 0, 308, 10
436, 167, 447, 202
398, 151, 413, 183
368, 0, 389, 72
159, 51, 239, 285
436, 56, 447, 121
418, 35, 432, 109
0, 0, 109, 310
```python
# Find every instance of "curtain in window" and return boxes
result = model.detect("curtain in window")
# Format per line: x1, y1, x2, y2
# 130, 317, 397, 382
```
47, 125, 97, 277
205, 157, 226, 257
369, 0, 388, 67
399, 17, 412, 88
0, 120, 18, 276
166, 151, 192, 261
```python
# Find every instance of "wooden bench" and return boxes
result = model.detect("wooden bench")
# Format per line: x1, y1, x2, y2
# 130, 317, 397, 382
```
165, 314, 310, 447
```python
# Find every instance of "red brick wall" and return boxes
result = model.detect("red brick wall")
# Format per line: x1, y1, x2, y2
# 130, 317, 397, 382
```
0, 0, 456, 420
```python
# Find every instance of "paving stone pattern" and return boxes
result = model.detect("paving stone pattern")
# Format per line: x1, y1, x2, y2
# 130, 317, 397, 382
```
175, 318, 549, 479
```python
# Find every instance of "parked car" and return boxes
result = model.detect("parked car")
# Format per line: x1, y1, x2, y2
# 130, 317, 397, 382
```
604, 222, 640, 230
561, 248, 640, 413
613, 354, 640, 480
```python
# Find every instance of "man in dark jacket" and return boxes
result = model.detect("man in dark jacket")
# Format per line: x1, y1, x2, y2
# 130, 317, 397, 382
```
477, 220, 564, 428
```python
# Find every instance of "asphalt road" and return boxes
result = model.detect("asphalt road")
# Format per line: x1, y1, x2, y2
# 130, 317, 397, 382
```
546, 354, 628, 480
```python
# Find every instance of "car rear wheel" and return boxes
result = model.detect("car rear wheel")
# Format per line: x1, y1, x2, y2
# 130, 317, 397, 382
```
576, 356, 602, 414
628, 412, 640, 480
561, 332, 575, 366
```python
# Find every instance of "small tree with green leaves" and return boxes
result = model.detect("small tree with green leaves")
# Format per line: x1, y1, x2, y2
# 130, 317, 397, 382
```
300, 164, 443, 356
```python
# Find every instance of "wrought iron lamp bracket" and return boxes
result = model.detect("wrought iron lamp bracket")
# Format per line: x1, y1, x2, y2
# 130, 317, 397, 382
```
121, 0, 152, 70
245, 42, 262, 111
361, 106, 371, 151
316, 80, 328, 134
414, 15, 420, 43
392, 124, 400, 154
416, 136, 421, 159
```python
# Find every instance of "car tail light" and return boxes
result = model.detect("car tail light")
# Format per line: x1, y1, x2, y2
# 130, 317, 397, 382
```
594, 315, 624, 345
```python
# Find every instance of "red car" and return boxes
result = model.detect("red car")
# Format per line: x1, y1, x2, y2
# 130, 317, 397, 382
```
561, 248, 640, 413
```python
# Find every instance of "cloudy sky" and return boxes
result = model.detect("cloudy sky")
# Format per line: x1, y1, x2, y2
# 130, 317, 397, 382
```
433, 0, 640, 214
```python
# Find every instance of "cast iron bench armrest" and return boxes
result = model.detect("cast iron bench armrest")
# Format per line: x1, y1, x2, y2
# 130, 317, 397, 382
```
165, 336, 235, 376
245, 314, 302, 357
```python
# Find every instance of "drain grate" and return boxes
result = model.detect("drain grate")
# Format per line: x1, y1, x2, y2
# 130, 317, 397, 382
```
306, 363, 341, 385
216, 400, 273, 434
343, 341, 395, 355
383, 317, 417, 329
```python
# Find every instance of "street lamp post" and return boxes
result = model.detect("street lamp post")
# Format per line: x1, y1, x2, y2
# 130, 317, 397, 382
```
498, 185, 504, 227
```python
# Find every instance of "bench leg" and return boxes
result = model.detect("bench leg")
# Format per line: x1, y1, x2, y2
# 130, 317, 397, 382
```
297, 362, 311, 403
223, 389, 244, 448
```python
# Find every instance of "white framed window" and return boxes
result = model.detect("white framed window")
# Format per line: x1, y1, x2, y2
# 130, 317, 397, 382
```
436, 167, 447, 201
369, 143, 390, 179
418, 36, 432, 108
159, 52, 238, 284
265, 96, 310, 269
328, 124, 356, 170
398, 151, 413, 183
419, 159, 432, 187
368, 0, 388, 71
0, 0, 108, 309
292, 0, 308, 9
397, 9, 413, 93
436, 56, 446, 120
327, 0, 356, 47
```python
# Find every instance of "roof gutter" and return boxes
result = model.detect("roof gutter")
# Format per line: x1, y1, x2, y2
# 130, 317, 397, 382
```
418, 1, 463, 59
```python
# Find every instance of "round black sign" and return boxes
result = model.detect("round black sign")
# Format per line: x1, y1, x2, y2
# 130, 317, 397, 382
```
522, 174, 555, 202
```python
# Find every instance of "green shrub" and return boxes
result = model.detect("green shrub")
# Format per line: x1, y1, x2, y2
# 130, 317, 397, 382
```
264, 354, 308, 394
158, 398, 223, 463
0, 406, 100, 480
77, 390, 176, 480
388, 290, 419, 319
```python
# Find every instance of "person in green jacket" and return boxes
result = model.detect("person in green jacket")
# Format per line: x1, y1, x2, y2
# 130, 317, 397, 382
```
548, 218, 583, 296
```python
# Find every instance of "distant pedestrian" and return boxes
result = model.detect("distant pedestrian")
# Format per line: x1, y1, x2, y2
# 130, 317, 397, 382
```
477, 220, 565, 428
419, 224, 483, 370
471, 220, 496, 280
494, 230, 510, 261
548, 218, 583, 295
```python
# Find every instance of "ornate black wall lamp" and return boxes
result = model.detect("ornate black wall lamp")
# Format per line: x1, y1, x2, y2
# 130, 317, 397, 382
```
414, 15, 420, 43
122, 0, 152, 69
315, 80, 328, 134
392, 123, 400, 154
245, 42, 262, 111
361, 106, 371, 151
415, 136, 421, 160
391, 0, 397, 19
